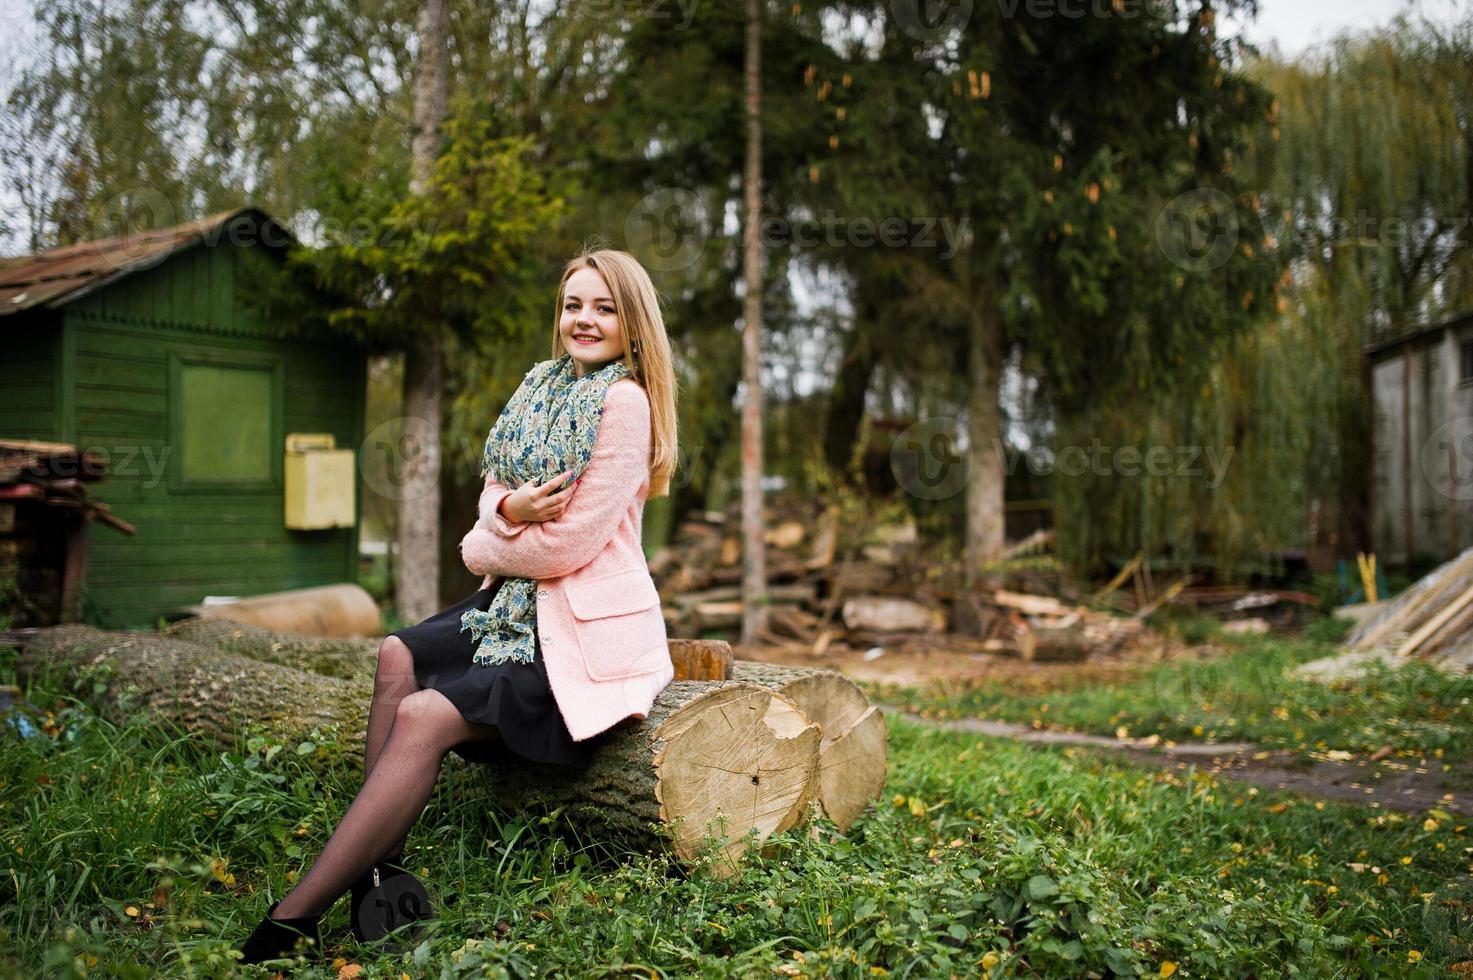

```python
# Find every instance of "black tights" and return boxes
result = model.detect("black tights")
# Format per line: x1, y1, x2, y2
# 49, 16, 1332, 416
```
269, 636, 499, 920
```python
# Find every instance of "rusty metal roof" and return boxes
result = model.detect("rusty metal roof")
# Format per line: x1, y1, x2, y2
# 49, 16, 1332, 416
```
0, 207, 290, 315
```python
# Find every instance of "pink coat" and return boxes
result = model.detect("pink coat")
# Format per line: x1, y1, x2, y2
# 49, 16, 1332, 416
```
457, 378, 675, 742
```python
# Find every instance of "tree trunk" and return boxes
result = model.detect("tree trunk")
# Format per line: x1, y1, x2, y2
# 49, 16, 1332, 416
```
823, 324, 878, 482
18, 625, 372, 751
16, 625, 830, 878
739, 0, 768, 645
162, 618, 382, 680
397, 0, 451, 624
487, 682, 821, 876
398, 332, 445, 623
964, 295, 1006, 590
671, 368, 743, 526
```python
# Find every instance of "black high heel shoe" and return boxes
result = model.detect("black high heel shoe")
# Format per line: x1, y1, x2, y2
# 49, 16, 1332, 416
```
237, 899, 322, 965
350, 854, 433, 947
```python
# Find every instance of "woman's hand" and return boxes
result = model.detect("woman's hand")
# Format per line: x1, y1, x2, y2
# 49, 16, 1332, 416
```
501, 469, 578, 523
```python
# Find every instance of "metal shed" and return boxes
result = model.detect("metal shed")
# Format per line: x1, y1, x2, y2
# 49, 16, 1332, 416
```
0, 208, 366, 628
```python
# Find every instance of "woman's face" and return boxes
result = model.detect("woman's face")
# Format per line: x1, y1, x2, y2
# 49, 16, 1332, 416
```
559, 267, 627, 378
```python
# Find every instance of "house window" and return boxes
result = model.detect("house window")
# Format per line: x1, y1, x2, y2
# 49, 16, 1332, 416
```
168, 350, 283, 491
1462, 337, 1473, 383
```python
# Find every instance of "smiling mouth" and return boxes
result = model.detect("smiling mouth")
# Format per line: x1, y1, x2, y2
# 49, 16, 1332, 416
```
573, 334, 601, 344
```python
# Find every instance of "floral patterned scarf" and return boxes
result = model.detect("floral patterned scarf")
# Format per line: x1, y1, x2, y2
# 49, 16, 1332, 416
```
460, 352, 634, 668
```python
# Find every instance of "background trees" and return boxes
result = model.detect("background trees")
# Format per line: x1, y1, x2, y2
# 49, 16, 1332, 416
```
4, 0, 1470, 609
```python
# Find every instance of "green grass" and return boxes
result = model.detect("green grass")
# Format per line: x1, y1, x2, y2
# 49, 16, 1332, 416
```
877, 618, 1473, 769
2, 632, 1471, 977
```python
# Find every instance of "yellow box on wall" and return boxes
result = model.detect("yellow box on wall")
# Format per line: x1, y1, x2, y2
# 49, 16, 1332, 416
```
284, 433, 355, 530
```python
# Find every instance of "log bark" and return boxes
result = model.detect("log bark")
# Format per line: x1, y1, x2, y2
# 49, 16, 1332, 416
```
162, 620, 736, 685
1017, 622, 1093, 663
162, 618, 380, 680
16, 625, 823, 877
17, 624, 371, 751
469, 681, 822, 877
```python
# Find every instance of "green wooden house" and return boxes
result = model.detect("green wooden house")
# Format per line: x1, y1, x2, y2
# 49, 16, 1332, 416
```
0, 208, 366, 629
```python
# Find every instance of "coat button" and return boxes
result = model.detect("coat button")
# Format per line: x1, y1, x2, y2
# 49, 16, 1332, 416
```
541, 634, 551, 644
537, 590, 549, 598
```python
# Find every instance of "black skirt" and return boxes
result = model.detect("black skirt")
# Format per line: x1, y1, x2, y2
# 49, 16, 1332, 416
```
388, 579, 606, 769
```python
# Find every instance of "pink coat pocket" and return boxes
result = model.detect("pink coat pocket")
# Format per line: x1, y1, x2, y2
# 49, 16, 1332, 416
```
563, 568, 669, 680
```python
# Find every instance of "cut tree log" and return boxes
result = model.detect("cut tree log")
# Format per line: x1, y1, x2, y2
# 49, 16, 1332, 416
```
764, 520, 806, 549
669, 582, 819, 608
667, 638, 732, 681
1017, 622, 1093, 662
162, 618, 379, 679
692, 600, 744, 631
176, 583, 383, 638
763, 605, 821, 641
805, 506, 838, 570
15, 624, 825, 878
475, 681, 824, 877
991, 590, 1078, 617
841, 596, 945, 633
17, 624, 371, 748
727, 661, 888, 832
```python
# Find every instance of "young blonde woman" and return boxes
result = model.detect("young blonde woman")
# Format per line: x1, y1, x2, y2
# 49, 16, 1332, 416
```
238, 249, 679, 964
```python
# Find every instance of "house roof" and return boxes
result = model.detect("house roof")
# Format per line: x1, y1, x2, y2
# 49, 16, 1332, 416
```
0, 207, 291, 316
1366, 309, 1473, 359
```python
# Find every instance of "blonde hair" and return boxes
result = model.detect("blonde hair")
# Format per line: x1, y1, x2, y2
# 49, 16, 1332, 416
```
549, 249, 678, 498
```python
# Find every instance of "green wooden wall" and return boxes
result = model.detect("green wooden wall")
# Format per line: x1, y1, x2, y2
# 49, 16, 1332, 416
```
1, 233, 366, 629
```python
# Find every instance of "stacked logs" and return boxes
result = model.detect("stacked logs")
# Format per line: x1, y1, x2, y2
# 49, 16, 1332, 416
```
654, 503, 1144, 662
15, 620, 888, 879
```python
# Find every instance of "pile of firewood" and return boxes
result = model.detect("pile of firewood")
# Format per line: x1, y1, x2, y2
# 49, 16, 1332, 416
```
1, 439, 135, 626
650, 501, 1141, 663
0, 439, 134, 534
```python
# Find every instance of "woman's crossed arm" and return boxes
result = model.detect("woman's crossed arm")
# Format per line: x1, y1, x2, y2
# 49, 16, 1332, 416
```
459, 380, 651, 581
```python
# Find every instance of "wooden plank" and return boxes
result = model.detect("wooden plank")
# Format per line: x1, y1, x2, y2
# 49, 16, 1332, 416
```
1356, 549, 1473, 650
1395, 582, 1473, 659
74, 388, 167, 413
1091, 551, 1143, 603
60, 514, 88, 622
992, 590, 1078, 616
1134, 576, 1195, 620
1417, 597, 1473, 658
